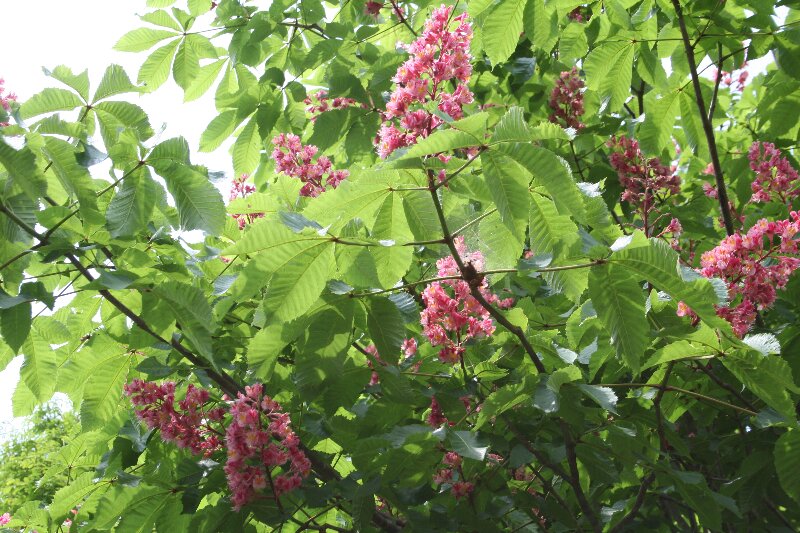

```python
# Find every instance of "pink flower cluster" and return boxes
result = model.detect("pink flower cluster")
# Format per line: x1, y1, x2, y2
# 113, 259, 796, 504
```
0, 78, 16, 127
0, 513, 10, 526
375, 5, 475, 158
229, 174, 264, 229
304, 90, 364, 122
608, 136, 681, 211
433, 452, 474, 499
697, 213, 800, 336
548, 67, 585, 130
748, 142, 799, 204
711, 65, 749, 92
421, 237, 513, 364
271, 133, 349, 197
124, 380, 226, 456
225, 383, 311, 510
426, 396, 451, 427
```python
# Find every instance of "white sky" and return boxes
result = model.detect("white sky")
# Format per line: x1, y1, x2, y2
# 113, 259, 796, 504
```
1, 0, 230, 429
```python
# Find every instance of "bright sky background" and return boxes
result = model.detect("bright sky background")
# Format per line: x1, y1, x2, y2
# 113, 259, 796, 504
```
1, 0, 230, 434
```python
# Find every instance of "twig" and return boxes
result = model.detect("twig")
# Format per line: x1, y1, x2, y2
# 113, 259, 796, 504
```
561, 421, 603, 533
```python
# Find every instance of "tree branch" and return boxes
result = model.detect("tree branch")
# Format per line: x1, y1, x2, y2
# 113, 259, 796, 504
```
671, 0, 735, 236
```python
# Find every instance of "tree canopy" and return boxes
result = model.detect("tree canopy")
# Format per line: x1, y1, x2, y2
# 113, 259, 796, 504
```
1, 0, 800, 531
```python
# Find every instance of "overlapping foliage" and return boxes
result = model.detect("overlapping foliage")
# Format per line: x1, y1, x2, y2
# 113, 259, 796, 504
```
1, 0, 800, 531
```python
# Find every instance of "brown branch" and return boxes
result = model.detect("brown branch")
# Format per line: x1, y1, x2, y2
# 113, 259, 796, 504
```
610, 473, 656, 532
671, 0, 735, 236
561, 421, 602, 533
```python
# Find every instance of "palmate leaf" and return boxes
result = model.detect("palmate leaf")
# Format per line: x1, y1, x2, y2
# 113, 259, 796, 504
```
173, 36, 200, 90
723, 350, 799, 419
481, 150, 530, 240
482, 0, 526, 66
588, 264, 648, 373
94, 101, 153, 144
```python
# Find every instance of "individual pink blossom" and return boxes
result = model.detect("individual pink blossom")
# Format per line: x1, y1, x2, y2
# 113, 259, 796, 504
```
697, 212, 800, 336
363, 344, 384, 386
401, 338, 418, 358
702, 182, 718, 199
426, 396, 450, 427
271, 133, 349, 197
225, 383, 310, 510
420, 237, 512, 364
364, 1, 383, 16
229, 174, 264, 229
304, 90, 364, 122
443, 451, 462, 467
548, 67, 585, 130
0, 513, 11, 526
375, 5, 475, 158
748, 142, 799, 204
433, 468, 454, 485
124, 380, 225, 456
451, 481, 474, 499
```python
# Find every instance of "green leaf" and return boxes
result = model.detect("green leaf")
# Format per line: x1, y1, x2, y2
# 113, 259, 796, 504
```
81, 353, 131, 430
140, 9, 182, 31
156, 282, 214, 332
173, 37, 200, 90
20, 88, 84, 119
481, 150, 530, 239
588, 264, 648, 373
223, 218, 323, 255
493, 106, 530, 143
611, 235, 727, 329
497, 142, 587, 223
367, 297, 405, 360
0, 301, 31, 354
371, 194, 413, 288
106, 167, 160, 237
20, 332, 56, 401
264, 242, 335, 321
576, 384, 618, 414
482, 0, 526, 66
232, 117, 261, 176
642, 340, 714, 369
138, 38, 180, 91
184, 59, 226, 102
523, 0, 558, 53
585, 41, 634, 112
157, 163, 226, 234
50, 471, 104, 520
402, 190, 440, 240
447, 429, 489, 461
398, 128, 481, 159
775, 430, 800, 504
638, 89, 679, 153
200, 110, 240, 152
93, 64, 140, 102
0, 140, 47, 200
723, 350, 799, 419
114, 486, 172, 533
45, 65, 90, 101
302, 170, 396, 229
43, 137, 103, 225
115, 27, 178, 52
